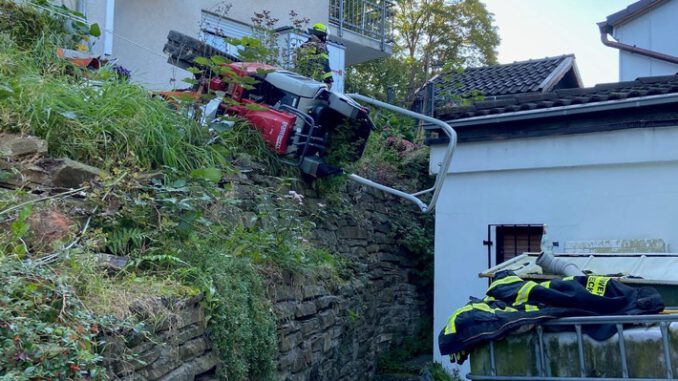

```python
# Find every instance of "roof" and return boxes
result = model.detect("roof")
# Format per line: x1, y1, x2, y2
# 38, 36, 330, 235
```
436, 73, 678, 121
480, 252, 678, 286
425, 55, 582, 107
602, 0, 667, 31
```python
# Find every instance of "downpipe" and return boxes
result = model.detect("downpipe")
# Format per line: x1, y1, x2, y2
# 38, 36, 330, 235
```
536, 252, 584, 277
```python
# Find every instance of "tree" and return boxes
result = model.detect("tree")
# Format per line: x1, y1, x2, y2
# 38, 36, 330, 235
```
347, 0, 500, 105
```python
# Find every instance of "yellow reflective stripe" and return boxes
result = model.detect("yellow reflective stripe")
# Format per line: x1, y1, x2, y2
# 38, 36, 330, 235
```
586, 276, 610, 296
322, 72, 333, 79
487, 275, 523, 291
320, 53, 329, 59
525, 304, 540, 312
483, 296, 495, 302
514, 281, 538, 305
563, 276, 575, 281
540, 281, 551, 289
444, 305, 473, 334
444, 303, 518, 335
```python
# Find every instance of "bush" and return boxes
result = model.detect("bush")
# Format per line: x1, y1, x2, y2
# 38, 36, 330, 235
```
0, 256, 108, 380
178, 242, 278, 381
0, 0, 68, 49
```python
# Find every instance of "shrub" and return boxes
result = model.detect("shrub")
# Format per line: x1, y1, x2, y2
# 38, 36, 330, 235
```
0, 256, 107, 380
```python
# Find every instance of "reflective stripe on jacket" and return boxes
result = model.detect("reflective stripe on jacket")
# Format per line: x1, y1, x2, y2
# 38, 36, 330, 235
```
439, 270, 664, 361
295, 35, 333, 83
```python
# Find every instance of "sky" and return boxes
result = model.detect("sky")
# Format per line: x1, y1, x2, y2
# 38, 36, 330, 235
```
481, 0, 638, 87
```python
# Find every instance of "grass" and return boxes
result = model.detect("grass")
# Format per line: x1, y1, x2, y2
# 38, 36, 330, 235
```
59, 251, 199, 319
0, 35, 225, 173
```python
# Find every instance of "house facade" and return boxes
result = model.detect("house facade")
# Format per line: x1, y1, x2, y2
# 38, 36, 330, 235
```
599, 0, 678, 81
427, 74, 678, 374
64, 0, 393, 90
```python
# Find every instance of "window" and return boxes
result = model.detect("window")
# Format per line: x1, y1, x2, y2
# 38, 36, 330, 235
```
485, 224, 544, 266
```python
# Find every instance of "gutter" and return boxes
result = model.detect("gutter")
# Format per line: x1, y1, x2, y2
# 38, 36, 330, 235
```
597, 22, 678, 65
425, 92, 678, 140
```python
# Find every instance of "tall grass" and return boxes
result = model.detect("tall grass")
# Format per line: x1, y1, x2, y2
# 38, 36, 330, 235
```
0, 35, 225, 172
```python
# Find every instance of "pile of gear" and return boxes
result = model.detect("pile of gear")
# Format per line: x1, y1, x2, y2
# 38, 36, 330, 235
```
439, 262, 665, 364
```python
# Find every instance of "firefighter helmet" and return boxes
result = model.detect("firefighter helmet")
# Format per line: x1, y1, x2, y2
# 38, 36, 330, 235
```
309, 23, 329, 38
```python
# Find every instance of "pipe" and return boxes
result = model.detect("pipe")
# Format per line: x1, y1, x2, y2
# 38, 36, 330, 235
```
346, 93, 458, 214
598, 22, 678, 66
536, 251, 584, 277
104, 0, 115, 56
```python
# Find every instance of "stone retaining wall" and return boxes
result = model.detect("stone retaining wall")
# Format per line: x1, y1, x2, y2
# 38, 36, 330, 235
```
103, 296, 219, 381
102, 178, 429, 381
265, 180, 430, 381
1, 133, 432, 380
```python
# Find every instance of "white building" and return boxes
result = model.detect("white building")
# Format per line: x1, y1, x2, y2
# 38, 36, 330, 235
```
598, 0, 678, 81
428, 75, 678, 375
429, 0, 678, 375
63, 0, 394, 91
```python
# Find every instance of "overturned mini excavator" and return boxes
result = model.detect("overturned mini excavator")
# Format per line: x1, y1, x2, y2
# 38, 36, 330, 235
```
163, 31, 457, 213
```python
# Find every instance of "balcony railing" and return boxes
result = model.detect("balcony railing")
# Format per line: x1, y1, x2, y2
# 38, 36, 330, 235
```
329, 0, 394, 50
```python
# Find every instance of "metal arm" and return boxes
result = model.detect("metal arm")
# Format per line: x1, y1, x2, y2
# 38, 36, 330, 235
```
346, 93, 457, 214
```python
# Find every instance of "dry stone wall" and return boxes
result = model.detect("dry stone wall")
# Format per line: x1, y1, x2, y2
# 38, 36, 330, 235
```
0, 134, 431, 380
103, 295, 219, 381
250, 177, 429, 381
102, 176, 429, 381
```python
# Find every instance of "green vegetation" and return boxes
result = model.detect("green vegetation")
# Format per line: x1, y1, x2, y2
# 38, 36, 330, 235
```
346, 0, 499, 106
0, 3, 336, 380
0, 37, 224, 173
0, 257, 107, 381
0, 1, 446, 380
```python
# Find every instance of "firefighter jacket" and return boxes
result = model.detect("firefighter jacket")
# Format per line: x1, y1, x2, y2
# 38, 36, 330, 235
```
439, 271, 664, 363
296, 35, 334, 84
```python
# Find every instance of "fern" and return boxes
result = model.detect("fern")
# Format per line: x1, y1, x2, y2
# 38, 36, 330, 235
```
106, 227, 147, 255
129, 254, 189, 269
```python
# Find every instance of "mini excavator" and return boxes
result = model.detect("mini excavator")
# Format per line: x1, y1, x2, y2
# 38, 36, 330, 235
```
163, 31, 456, 213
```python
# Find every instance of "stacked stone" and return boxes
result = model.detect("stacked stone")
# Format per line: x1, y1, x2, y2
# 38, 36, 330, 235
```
265, 182, 429, 381
104, 296, 219, 381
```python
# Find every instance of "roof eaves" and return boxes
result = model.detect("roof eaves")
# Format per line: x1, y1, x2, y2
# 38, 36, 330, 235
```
604, 0, 667, 29
440, 92, 678, 129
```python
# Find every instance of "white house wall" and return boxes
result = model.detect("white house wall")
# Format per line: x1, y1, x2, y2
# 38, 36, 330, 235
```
83, 1, 330, 90
213, 0, 329, 27
430, 126, 678, 374
613, 0, 678, 81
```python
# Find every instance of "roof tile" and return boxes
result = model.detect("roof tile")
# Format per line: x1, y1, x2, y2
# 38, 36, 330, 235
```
427, 55, 578, 106
437, 74, 678, 121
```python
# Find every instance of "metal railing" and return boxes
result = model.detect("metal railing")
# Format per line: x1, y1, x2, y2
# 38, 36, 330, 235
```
468, 314, 678, 381
328, 0, 394, 50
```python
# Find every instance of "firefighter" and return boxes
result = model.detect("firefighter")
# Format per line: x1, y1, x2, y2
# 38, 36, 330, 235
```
296, 23, 334, 88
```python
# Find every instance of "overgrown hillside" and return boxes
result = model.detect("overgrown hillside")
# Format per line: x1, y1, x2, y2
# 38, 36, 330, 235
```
0, 2, 437, 381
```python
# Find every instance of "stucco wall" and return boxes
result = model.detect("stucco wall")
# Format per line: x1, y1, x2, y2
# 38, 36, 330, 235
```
429, 126, 678, 375
84, 1, 330, 90
204, 0, 329, 26
613, 0, 678, 81
110, 0, 197, 90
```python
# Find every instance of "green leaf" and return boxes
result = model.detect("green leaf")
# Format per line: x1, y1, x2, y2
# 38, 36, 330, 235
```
190, 168, 222, 183
210, 56, 228, 65
193, 56, 211, 67
244, 103, 268, 111
186, 66, 203, 74
89, 23, 101, 37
